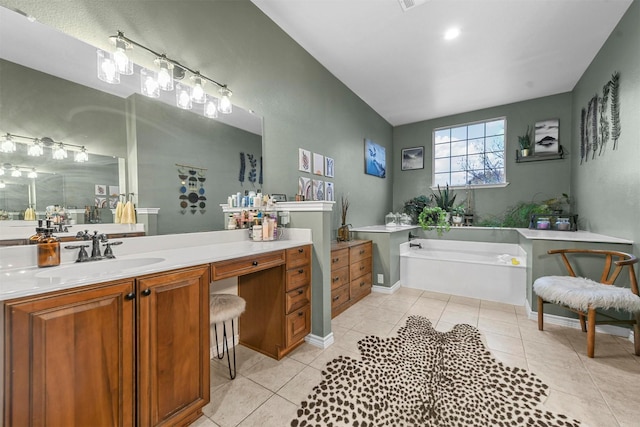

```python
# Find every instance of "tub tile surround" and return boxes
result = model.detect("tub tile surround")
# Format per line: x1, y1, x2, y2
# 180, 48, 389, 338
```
199, 288, 639, 426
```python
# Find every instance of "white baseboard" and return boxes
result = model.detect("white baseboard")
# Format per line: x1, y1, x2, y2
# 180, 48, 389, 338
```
372, 281, 401, 294
525, 298, 635, 342
306, 332, 335, 349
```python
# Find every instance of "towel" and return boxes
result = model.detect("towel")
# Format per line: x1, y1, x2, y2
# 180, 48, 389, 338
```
24, 207, 36, 221
121, 201, 136, 224
114, 201, 124, 223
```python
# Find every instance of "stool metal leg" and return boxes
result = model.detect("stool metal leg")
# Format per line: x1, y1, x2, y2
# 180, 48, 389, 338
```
213, 323, 224, 360
222, 320, 238, 379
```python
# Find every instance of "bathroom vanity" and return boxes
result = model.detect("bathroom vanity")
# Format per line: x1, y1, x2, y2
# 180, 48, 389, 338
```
0, 230, 312, 426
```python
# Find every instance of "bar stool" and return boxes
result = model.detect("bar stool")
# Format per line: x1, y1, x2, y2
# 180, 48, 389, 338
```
210, 294, 246, 379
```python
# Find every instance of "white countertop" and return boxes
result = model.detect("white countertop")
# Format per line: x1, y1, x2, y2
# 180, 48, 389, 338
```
516, 228, 633, 244
0, 221, 146, 241
0, 228, 312, 301
350, 225, 420, 233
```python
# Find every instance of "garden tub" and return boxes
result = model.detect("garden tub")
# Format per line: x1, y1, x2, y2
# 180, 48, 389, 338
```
399, 239, 526, 305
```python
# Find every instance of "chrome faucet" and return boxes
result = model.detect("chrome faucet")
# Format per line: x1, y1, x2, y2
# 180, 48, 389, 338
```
408, 232, 418, 240
76, 230, 108, 260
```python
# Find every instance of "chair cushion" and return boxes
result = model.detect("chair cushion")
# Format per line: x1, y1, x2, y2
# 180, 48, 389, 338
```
210, 294, 246, 323
534, 276, 640, 312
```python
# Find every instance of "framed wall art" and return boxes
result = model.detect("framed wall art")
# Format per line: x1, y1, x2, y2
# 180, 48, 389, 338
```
325, 157, 335, 178
401, 146, 424, 170
298, 148, 311, 172
313, 153, 324, 175
364, 138, 386, 178
534, 119, 559, 154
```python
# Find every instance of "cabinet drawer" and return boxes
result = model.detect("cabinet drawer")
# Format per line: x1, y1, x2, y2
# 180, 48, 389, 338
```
286, 245, 311, 269
331, 284, 350, 311
286, 304, 310, 347
330, 266, 349, 291
350, 242, 372, 263
211, 250, 285, 281
285, 285, 310, 314
350, 272, 372, 300
286, 265, 311, 292
350, 257, 372, 280
330, 248, 349, 270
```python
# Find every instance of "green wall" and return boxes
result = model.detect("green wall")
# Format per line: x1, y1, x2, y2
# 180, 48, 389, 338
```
571, 0, 639, 256
392, 93, 573, 223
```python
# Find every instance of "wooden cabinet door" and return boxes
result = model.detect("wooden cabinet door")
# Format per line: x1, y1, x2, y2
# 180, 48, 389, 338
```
4, 280, 135, 427
136, 265, 210, 427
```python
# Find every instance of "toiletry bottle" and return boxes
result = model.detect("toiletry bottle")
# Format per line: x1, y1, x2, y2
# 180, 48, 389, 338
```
29, 219, 44, 244
252, 220, 262, 241
227, 214, 237, 230
37, 227, 61, 267
262, 217, 271, 241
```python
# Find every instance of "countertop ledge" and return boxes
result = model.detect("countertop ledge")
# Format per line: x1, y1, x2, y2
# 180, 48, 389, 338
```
0, 229, 312, 301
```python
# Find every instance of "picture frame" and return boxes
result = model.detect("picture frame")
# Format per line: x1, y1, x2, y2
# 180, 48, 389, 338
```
325, 182, 334, 201
95, 184, 107, 196
312, 179, 324, 200
534, 119, 559, 154
298, 148, 311, 173
313, 153, 324, 175
401, 146, 424, 170
298, 176, 311, 200
325, 157, 335, 178
364, 139, 386, 178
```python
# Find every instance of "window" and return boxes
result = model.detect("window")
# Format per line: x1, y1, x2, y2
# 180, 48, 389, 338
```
433, 118, 506, 187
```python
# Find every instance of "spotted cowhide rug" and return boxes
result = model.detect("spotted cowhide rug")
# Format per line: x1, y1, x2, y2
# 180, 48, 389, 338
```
292, 316, 580, 427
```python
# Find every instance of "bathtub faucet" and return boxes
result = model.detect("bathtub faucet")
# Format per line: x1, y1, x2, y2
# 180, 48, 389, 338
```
409, 242, 422, 249
408, 232, 418, 241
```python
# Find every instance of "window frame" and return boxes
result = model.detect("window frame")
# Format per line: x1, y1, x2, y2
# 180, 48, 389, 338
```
431, 116, 509, 190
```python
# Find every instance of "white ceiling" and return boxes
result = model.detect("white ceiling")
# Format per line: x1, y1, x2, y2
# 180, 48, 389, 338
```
252, 0, 633, 126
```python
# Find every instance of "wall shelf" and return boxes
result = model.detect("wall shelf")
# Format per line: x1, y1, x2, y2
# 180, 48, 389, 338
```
516, 150, 564, 163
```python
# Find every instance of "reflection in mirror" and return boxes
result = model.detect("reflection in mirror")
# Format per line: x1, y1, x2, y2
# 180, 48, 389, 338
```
0, 6, 262, 241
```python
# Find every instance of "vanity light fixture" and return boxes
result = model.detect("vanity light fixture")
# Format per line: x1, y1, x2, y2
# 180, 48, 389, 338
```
0, 181, 5, 189
0, 133, 16, 153
444, 27, 460, 41
0, 167, 4, 176
52, 143, 68, 160
11, 167, 21, 178
99, 31, 233, 115
28, 168, 38, 179
74, 147, 89, 163
28, 138, 44, 156
204, 97, 218, 118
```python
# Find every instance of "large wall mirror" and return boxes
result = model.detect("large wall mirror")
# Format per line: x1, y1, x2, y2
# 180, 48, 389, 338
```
0, 6, 263, 240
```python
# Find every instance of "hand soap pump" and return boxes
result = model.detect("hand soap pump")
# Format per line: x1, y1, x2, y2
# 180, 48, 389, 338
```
29, 219, 44, 244
37, 223, 61, 267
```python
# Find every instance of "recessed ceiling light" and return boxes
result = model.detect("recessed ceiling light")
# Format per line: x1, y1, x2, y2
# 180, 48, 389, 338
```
444, 27, 460, 41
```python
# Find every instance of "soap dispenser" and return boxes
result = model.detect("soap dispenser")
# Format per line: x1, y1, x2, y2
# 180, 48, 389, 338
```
37, 226, 61, 268
29, 219, 44, 244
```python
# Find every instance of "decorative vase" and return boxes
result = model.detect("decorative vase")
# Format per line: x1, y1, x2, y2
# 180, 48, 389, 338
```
337, 224, 351, 242
521, 148, 531, 157
452, 215, 464, 226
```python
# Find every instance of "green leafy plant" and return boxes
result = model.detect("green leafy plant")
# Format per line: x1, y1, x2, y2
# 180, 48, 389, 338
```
432, 184, 457, 212
403, 195, 431, 224
451, 205, 465, 217
518, 126, 532, 150
418, 206, 451, 237
540, 193, 571, 214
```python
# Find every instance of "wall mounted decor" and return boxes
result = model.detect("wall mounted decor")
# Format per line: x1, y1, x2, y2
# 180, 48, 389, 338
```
313, 153, 324, 175
298, 176, 311, 200
364, 138, 386, 178
247, 153, 257, 185
299, 148, 311, 173
325, 157, 335, 178
401, 146, 424, 170
313, 179, 324, 200
95, 184, 107, 196
176, 163, 206, 214
239, 152, 246, 185
534, 119, 559, 155
325, 182, 334, 201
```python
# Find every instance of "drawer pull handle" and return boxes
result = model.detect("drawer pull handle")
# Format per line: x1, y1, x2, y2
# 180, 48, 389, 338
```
252, 261, 259, 266
360, 266, 365, 270
298, 289, 304, 295
360, 281, 365, 287
333, 276, 339, 282
332, 258, 339, 263
141, 289, 151, 297
125, 292, 135, 300
333, 295, 340, 301
298, 311, 304, 316
360, 250, 365, 254
298, 269, 304, 274
298, 248, 304, 253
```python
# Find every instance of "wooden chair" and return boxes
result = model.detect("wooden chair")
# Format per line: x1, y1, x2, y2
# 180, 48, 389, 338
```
533, 249, 640, 358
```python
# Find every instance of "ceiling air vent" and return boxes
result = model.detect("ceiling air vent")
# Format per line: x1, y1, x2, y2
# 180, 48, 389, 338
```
398, 0, 428, 12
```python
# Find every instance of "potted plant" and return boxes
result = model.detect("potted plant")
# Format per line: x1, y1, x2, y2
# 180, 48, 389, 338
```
403, 195, 431, 224
418, 206, 451, 237
451, 205, 465, 226
518, 126, 532, 157
432, 184, 457, 214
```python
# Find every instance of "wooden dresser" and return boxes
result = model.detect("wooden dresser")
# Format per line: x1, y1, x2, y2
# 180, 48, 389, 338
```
330, 240, 373, 317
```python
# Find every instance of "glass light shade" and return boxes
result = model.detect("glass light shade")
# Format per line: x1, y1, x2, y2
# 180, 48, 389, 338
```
204, 97, 218, 118
155, 57, 174, 91
191, 75, 207, 104
52, 143, 68, 160
97, 49, 120, 84
113, 38, 133, 75
28, 169, 38, 179
0, 134, 16, 153
11, 167, 21, 178
140, 68, 160, 98
74, 147, 89, 163
218, 87, 233, 114
0, 181, 5, 189
176, 83, 192, 110
28, 140, 44, 157
0, 168, 4, 176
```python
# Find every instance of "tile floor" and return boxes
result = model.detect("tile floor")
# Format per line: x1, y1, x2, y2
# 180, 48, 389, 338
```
193, 288, 640, 427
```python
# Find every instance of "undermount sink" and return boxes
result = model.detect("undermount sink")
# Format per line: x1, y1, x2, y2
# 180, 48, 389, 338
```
35, 257, 166, 280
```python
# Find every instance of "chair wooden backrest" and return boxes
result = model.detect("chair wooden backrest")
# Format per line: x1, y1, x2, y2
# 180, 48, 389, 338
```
549, 248, 638, 294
